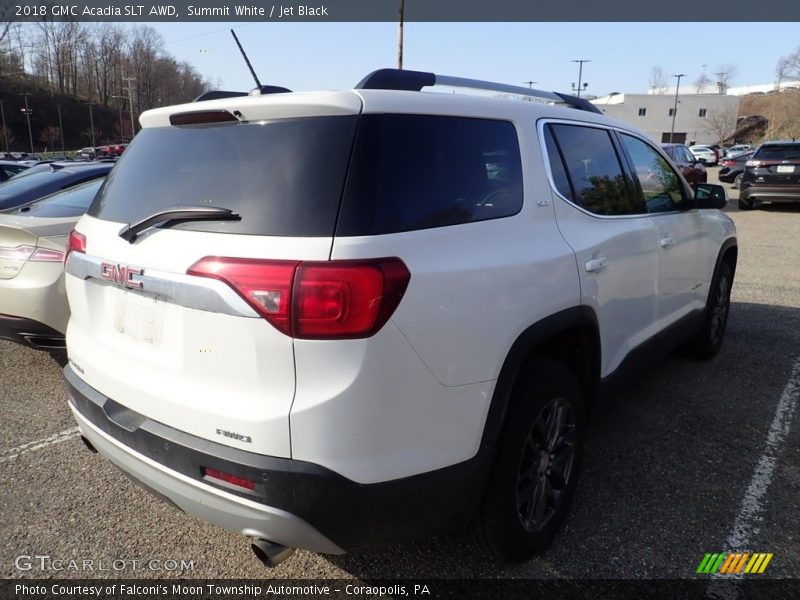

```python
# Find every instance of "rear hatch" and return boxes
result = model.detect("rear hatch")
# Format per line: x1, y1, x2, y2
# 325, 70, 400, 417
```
65, 93, 362, 458
747, 144, 800, 186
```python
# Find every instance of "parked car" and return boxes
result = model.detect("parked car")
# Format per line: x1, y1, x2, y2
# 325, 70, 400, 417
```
63, 68, 736, 566
0, 162, 112, 211
724, 144, 751, 159
661, 143, 708, 184
718, 151, 755, 188
739, 141, 800, 210
0, 160, 30, 182
689, 145, 719, 166
0, 178, 104, 361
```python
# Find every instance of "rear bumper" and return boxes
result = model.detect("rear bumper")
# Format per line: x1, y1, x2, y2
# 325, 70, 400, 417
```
740, 185, 800, 203
64, 365, 487, 552
718, 170, 740, 183
0, 313, 65, 350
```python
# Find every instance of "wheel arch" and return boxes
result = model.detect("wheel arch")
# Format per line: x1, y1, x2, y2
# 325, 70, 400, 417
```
479, 306, 601, 456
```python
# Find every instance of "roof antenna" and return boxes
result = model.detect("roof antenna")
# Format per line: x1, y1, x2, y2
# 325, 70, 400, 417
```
230, 29, 262, 93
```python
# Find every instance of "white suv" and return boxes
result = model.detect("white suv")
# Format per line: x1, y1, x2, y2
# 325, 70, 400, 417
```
63, 69, 737, 565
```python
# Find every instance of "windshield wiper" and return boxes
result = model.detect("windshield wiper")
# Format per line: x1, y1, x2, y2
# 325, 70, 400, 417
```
118, 205, 241, 243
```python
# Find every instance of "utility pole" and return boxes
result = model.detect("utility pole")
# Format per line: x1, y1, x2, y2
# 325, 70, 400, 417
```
87, 102, 95, 147
20, 93, 33, 154
571, 59, 591, 98
670, 73, 685, 144
397, 0, 404, 70
523, 81, 539, 88
112, 95, 125, 141
123, 77, 136, 139
0, 100, 8, 154
56, 104, 65, 153
715, 70, 728, 95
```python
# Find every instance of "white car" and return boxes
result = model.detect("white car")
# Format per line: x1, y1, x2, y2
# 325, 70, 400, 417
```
689, 145, 719, 165
63, 69, 737, 566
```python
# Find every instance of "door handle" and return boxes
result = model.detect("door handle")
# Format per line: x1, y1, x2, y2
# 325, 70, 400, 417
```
659, 237, 677, 248
585, 257, 608, 273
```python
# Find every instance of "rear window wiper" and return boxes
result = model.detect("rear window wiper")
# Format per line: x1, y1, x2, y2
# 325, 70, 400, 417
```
119, 206, 241, 243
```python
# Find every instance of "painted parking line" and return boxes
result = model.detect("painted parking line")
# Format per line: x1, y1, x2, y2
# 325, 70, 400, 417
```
0, 427, 80, 464
707, 355, 800, 597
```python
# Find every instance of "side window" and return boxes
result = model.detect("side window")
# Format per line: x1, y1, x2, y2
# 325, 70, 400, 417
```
681, 147, 695, 163
619, 134, 685, 214
543, 125, 572, 201
339, 115, 523, 235
549, 124, 635, 216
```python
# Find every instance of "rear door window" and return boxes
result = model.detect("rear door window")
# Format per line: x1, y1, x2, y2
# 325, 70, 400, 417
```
336, 115, 523, 235
547, 123, 637, 216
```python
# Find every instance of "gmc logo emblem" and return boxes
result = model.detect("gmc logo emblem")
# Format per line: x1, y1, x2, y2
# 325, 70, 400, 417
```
100, 263, 143, 290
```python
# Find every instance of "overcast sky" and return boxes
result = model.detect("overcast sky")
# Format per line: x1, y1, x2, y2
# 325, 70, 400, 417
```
146, 22, 799, 96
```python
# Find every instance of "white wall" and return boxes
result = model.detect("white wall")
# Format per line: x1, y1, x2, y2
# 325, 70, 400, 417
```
591, 94, 741, 146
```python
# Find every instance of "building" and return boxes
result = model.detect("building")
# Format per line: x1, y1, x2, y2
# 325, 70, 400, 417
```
590, 93, 741, 146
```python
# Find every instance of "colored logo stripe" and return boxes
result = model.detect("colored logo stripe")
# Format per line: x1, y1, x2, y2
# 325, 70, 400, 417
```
697, 552, 773, 574
744, 553, 773, 574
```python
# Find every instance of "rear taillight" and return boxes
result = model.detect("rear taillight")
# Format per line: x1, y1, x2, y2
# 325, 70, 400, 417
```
187, 257, 411, 339
745, 160, 760, 168
0, 246, 63, 262
64, 230, 86, 266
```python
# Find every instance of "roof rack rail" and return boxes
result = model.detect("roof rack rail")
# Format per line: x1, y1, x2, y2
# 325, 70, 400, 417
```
355, 68, 602, 115
194, 85, 292, 103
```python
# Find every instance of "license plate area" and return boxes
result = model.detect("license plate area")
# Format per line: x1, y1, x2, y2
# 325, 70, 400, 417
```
114, 289, 163, 344
776, 165, 795, 173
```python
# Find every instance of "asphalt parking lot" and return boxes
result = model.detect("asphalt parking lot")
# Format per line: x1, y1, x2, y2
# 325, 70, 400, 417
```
2, 169, 799, 581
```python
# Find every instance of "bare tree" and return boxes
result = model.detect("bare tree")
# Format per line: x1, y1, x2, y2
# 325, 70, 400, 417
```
38, 125, 61, 149
649, 66, 668, 94
704, 104, 740, 144
777, 46, 800, 83
694, 72, 712, 94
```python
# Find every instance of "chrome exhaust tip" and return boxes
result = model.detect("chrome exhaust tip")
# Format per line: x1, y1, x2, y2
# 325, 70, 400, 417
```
250, 538, 295, 568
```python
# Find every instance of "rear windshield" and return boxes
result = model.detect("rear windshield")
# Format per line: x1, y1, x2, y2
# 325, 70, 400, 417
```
16, 178, 103, 217
88, 116, 359, 236
753, 145, 800, 161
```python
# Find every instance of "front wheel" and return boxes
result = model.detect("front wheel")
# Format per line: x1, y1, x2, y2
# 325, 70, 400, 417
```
685, 261, 733, 359
475, 360, 585, 562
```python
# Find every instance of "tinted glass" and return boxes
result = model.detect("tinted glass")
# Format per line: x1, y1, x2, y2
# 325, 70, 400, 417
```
16, 179, 104, 217
544, 126, 572, 200
337, 115, 522, 235
753, 145, 800, 161
89, 116, 359, 236
549, 124, 634, 216
620, 134, 684, 213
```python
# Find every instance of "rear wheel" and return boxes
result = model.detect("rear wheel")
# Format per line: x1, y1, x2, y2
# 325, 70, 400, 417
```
738, 196, 754, 210
733, 173, 743, 189
475, 360, 585, 562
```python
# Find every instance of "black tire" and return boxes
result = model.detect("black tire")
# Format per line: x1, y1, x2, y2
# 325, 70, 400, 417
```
686, 261, 733, 359
738, 197, 754, 210
475, 359, 585, 562
733, 173, 743, 189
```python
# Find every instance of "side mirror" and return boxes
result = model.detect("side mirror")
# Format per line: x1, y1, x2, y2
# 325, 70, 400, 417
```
692, 183, 728, 209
